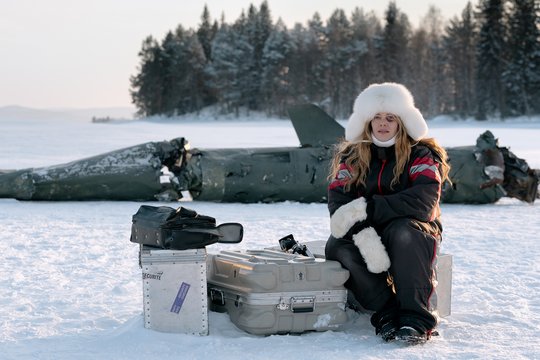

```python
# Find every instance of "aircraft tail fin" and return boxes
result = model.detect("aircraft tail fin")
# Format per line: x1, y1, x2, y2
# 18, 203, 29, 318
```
287, 104, 345, 147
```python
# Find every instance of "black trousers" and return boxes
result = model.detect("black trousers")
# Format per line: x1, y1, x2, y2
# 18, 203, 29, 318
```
325, 218, 439, 333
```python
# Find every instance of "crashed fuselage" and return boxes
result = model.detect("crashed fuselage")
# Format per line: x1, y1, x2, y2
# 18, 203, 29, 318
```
182, 146, 332, 203
0, 138, 186, 201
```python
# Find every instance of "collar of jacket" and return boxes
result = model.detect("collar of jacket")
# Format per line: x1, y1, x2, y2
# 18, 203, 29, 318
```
370, 144, 395, 161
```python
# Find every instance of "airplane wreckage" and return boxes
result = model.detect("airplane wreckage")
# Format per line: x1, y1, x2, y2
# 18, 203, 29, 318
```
0, 104, 537, 204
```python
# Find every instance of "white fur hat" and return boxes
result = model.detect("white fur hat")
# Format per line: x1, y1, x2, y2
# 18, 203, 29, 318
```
346, 82, 428, 142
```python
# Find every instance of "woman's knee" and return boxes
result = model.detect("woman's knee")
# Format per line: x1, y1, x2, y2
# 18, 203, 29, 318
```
382, 218, 422, 248
381, 219, 437, 268
325, 236, 338, 259
325, 236, 362, 267
325, 236, 349, 260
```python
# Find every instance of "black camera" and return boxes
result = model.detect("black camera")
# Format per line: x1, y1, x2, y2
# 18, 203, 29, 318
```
278, 234, 313, 257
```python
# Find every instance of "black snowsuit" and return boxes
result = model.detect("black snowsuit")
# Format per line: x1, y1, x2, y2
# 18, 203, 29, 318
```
325, 143, 443, 334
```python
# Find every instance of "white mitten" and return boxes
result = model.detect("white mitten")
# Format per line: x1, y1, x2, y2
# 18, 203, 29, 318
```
330, 197, 368, 238
353, 227, 391, 273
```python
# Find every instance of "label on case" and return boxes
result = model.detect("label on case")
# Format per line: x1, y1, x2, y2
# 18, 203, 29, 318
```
170, 282, 191, 314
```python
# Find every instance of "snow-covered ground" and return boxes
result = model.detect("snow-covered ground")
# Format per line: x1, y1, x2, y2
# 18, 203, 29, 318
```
0, 112, 539, 359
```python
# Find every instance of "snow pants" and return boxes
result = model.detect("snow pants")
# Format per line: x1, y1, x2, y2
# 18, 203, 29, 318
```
325, 218, 439, 333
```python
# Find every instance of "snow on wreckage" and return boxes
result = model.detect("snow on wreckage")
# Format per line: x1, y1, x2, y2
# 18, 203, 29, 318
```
0, 104, 537, 204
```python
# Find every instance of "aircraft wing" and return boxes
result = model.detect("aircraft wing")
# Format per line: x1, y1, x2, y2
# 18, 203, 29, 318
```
287, 104, 345, 147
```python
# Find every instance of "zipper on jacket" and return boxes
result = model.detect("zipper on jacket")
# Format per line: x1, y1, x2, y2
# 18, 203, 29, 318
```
378, 160, 387, 194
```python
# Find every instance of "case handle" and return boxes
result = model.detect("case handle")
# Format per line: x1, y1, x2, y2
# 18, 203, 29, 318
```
290, 296, 315, 313
209, 288, 225, 306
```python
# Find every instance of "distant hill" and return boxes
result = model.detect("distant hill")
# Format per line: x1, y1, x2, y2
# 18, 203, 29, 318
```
0, 105, 136, 122
2, 105, 537, 123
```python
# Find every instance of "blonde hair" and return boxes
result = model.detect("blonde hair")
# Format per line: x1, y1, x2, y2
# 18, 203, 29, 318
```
330, 116, 450, 190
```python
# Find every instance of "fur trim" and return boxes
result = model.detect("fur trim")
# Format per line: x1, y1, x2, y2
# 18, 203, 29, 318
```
330, 197, 367, 238
346, 82, 428, 142
353, 227, 391, 273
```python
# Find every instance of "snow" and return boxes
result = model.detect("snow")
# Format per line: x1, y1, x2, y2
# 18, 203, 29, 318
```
0, 112, 539, 359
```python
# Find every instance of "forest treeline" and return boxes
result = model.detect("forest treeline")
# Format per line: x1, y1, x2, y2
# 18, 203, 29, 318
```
130, 0, 539, 120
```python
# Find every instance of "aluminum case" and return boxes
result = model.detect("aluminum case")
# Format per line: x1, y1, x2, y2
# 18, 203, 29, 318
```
140, 245, 208, 335
207, 249, 350, 335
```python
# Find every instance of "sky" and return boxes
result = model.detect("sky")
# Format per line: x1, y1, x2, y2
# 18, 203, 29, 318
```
0, 0, 472, 110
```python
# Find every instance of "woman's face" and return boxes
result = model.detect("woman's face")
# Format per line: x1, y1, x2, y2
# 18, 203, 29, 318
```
370, 112, 399, 142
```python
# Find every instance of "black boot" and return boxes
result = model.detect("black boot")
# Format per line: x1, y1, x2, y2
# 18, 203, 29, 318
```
394, 326, 428, 345
376, 320, 398, 342
371, 297, 399, 342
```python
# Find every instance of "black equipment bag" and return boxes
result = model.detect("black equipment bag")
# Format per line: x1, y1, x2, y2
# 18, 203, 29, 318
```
130, 205, 241, 250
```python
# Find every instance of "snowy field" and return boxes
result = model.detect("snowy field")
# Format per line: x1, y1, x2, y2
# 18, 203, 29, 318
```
0, 111, 539, 359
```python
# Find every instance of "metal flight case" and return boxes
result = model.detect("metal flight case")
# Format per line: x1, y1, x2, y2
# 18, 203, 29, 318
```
206, 249, 350, 335
140, 245, 208, 335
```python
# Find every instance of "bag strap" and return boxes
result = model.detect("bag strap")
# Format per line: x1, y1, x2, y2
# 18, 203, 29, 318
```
176, 206, 198, 218
175, 206, 216, 223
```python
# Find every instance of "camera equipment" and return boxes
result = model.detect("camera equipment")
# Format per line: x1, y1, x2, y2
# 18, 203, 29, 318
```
278, 234, 314, 257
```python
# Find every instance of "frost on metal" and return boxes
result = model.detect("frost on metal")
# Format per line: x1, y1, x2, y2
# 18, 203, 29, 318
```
0, 138, 187, 201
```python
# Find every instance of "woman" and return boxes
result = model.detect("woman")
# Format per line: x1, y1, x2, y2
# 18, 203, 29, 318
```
325, 82, 450, 344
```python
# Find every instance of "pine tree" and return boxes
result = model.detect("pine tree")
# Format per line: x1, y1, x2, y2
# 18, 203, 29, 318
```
408, 28, 430, 112
503, 0, 540, 115
130, 36, 165, 117
257, 1, 273, 54
181, 29, 207, 114
197, 5, 215, 61
160, 31, 182, 116
443, 2, 478, 117
261, 19, 295, 115
196, 5, 218, 106
303, 13, 329, 106
379, 2, 411, 82
350, 8, 383, 88
206, 23, 254, 115
158, 27, 207, 116
243, 1, 273, 110
475, 0, 508, 119
409, 5, 447, 117
325, 9, 359, 117
287, 23, 309, 104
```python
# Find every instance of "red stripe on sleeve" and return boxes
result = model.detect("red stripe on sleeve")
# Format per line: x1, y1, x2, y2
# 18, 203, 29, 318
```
409, 157, 441, 183
329, 163, 353, 190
